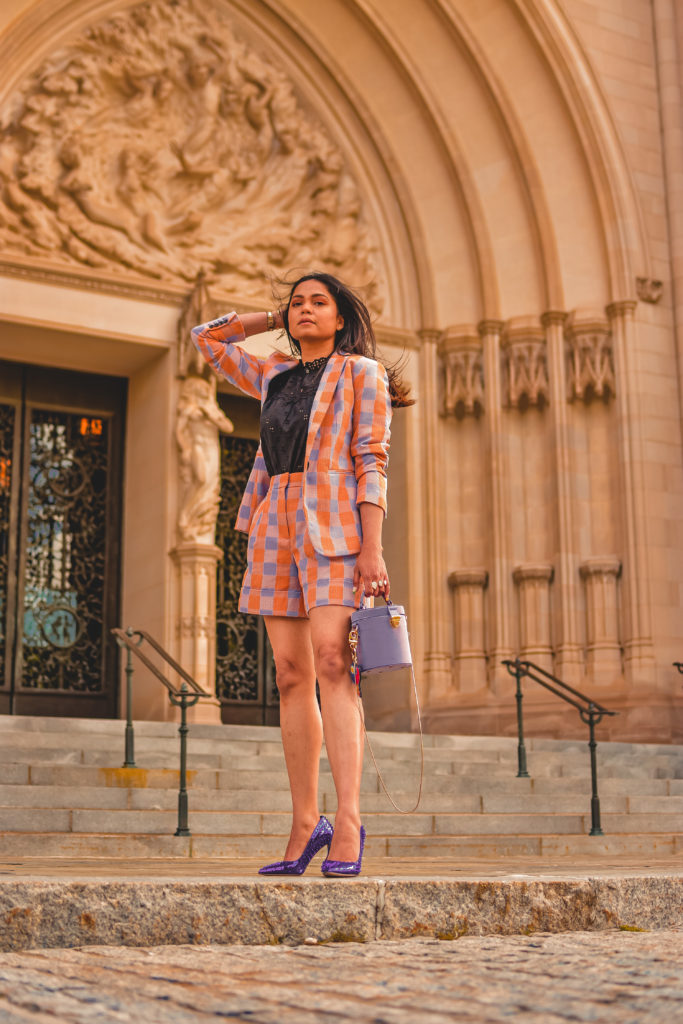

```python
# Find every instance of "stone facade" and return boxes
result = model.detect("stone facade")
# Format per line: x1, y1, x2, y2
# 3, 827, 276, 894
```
0, 0, 681, 741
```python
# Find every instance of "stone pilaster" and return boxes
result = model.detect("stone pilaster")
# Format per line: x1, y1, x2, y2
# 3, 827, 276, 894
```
605, 300, 655, 682
542, 310, 583, 683
448, 568, 488, 693
478, 318, 514, 693
419, 329, 452, 703
171, 542, 223, 724
579, 557, 622, 684
512, 563, 554, 673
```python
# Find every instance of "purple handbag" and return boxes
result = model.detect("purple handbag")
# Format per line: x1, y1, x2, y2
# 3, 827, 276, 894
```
348, 598, 423, 814
349, 601, 412, 678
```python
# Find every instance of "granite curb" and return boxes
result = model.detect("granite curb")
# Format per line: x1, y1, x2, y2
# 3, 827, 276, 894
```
1, 875, 681, 951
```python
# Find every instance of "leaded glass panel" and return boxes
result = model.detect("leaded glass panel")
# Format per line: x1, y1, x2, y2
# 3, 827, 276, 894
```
19, 409, 110, 693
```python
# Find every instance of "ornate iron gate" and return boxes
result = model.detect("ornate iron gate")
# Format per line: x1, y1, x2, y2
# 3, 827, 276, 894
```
0, 361, 125, 717
216, 434, 278, 725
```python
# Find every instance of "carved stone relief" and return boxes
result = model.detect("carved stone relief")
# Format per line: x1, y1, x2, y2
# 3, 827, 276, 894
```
565, 311, 615, 402
0, 0, 379, 305
501, 318, 548, 410
438, 327, 484, 418
636, 277, 663, 304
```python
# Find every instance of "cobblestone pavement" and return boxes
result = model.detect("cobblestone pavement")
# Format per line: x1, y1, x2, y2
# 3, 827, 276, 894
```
0, 931, 681, 1023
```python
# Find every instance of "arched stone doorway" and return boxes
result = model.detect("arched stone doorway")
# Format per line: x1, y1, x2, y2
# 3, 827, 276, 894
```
0, 0, 679, 740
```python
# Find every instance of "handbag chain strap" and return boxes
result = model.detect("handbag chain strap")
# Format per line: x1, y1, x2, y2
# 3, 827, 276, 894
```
350, 625, 424, 814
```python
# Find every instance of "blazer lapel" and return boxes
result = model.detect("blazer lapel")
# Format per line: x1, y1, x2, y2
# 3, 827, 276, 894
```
305, 352, 346, 462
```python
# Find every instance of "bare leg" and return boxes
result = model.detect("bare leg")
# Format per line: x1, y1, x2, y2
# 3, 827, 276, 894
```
308, 605, 364, 862
264, 615, 323, 860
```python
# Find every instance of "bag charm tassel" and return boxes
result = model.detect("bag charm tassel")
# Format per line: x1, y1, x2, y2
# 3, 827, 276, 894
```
348, 625, 362, 697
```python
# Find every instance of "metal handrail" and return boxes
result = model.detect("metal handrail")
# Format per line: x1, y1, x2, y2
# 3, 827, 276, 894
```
111, 627, 214, 837
502, 658, 618, 836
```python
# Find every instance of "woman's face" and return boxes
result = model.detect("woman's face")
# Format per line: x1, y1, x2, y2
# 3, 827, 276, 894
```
287, 279, 344, 348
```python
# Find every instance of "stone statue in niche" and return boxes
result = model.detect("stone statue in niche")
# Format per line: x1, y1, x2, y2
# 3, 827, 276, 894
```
176, 375, 234, 544
0, 0, 381, 307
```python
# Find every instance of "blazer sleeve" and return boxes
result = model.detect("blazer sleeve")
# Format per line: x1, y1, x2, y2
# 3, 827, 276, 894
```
191, 312, 264, 401
350, 359, 392, 513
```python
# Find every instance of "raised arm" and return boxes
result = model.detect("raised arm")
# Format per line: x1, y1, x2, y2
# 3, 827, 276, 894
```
191, 310, 284, 401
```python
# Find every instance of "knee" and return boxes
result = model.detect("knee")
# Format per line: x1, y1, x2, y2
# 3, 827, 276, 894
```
274, 656, 311, 700
314, 643, 348, 686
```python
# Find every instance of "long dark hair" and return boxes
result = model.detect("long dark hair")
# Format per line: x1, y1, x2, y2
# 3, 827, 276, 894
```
279, 272, 414, 408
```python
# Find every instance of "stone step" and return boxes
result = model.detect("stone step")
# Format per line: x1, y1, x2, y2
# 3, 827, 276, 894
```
2, 804, 681, 838
3, 872, 682, 952
0, 831, 680, 861
3, 783, 683, 817
6, 763, 681, 796
2, 716, 681, 757
2, 746, 680, 786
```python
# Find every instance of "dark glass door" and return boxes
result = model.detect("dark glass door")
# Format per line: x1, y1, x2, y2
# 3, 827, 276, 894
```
0, 360, 126, 717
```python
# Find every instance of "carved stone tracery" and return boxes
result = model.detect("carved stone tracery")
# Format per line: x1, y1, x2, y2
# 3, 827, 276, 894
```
501, 318, 548, 410
565, 311, 615, 402
0, 0, 380, 305
438, 327, 484, 418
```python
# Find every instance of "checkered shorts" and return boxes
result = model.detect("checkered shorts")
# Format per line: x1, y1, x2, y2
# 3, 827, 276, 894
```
239, 472, 358, 617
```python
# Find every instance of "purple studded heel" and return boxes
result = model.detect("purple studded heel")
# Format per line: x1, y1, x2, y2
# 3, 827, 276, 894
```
258, 816, 333, 876
321, 825, 366, 877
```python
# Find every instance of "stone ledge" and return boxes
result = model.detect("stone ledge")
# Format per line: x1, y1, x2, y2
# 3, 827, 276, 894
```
1, 875, 681, 952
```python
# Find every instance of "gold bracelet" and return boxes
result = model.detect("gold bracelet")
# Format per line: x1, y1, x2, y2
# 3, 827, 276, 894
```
266, 310, 274, 331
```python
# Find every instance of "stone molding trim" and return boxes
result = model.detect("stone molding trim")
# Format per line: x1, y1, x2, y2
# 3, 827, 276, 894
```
512, 563, 555, 585
448, 568, 489, 589
438, 326, 484, 418
578, 556, 622, 582
565, 310, 615, 403
636, 277, 663, 304
0, 0, 379, 306
501, 317, 549, 410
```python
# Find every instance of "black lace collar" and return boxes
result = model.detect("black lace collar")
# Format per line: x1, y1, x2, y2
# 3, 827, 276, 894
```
301, 354, 330, 374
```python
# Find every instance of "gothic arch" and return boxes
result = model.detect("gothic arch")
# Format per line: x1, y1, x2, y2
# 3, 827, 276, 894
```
0, 0, 652, 323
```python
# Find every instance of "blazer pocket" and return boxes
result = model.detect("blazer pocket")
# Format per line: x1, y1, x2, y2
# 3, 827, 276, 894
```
304, 470, 362, 555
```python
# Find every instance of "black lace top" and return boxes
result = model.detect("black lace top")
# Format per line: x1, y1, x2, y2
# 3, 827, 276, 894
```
260, 355, 330, 476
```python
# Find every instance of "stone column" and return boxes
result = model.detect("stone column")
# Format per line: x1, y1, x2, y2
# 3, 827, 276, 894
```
171, 542, 223, 723
512, 563, 554, 673
448, 569, 488, 693
579, 557, 622, 684
542, 310, 583, 683
606, 300, 655, 681
652, 0, 683, 451
419, 329, 452, 702
478, 319, 514, 693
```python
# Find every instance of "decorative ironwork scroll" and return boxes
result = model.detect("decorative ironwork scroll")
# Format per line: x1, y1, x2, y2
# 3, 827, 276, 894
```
0, 404, 15, 691
215, 434, 275, 706
20, 410, 110, 692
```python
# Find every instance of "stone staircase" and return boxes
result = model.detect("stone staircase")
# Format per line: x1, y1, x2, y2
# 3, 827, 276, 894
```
1, 715, 682, 861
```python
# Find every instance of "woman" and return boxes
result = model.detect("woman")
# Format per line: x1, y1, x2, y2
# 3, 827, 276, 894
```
192, 272, 411, 877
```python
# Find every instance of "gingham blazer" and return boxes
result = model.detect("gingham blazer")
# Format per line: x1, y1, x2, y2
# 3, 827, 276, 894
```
192, 312, 392, 556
